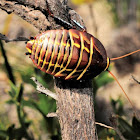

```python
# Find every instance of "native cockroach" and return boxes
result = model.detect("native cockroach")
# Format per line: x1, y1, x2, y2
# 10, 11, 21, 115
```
26, 29, 110, 80
25, 27, 140, 80
25, 10, 140, 113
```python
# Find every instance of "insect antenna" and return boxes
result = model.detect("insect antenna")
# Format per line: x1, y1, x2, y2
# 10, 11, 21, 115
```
110, 49, 140, 61
107, 69, 137, 117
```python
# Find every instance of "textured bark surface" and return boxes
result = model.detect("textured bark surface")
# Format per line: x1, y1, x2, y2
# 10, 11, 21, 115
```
54, 79, 97, 140
0, 0, 97, 139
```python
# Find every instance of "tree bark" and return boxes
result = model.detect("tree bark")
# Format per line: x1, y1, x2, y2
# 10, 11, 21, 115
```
54, 79, 97, 140
0, 0, 97, 139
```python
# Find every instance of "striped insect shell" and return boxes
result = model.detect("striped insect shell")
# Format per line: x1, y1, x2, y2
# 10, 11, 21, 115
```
26, 29, 109, 80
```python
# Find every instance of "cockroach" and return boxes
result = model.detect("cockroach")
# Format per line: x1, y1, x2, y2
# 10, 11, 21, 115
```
25, 9, 140, 114
26, 29, 110, 80
25, 25, 140, 80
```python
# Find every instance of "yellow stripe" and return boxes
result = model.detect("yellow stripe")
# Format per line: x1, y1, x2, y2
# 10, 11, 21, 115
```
65, 32, 85, 80
46, 31, 58, 72
41, 32, 52, 70
74, 43, 80, 48
54, 30, 74, 77
83, 35, 90, 53
56, 42, 60, 45
84, 47, 90, 53
38, 40, 46, 65
104, 57, 110, 71
60, 40, 70, 69
42, 62, 55, 66
31, 41, 37, 58
45, 31, 55, 72
83, 35, 90, 44
32, 40, 37, 51
35, 40, 41, 60
72, 33, 79, 39
52, 30, 65, 74
73, 42, 90, 53
77, 37, 93, 80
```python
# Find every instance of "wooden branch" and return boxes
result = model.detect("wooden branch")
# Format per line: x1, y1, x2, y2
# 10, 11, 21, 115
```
0, 0, 97, 139
54, 78, 97, 140
0, 0, 50, 31
31, 77, 58, 100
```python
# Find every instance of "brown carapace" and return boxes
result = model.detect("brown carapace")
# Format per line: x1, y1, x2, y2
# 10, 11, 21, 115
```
26, 29, 109, 80
26, 27, 140, 115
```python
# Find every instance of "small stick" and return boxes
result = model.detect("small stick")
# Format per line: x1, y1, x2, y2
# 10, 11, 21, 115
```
131, 75, 140, 84
95, 122, 114, 130
0, 33, 29, 42
47, 112, 57, 118
31, 77, 58, 100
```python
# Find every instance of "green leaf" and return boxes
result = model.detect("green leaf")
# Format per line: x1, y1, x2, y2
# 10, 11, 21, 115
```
16, 83, 24, 103
22, 95, 56, 119
98, 128, 118, 140
37, 94, 56, 115
35, 73, 49, 88
0, 40, 15, 84
22, 99, 37, 109
132, 116, 140, 135
22, 99, 46, 117
8, 81, 17, 98
19, 67, 36, 87
2, 124, 33, 140
5, 99, 15, 105
118, 117, 137, 139
0, 130, 8, 138
35, 69, 54, 90
111, 97, 124, 115
95, 71, 114, 88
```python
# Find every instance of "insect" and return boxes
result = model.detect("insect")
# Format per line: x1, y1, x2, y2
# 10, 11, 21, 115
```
26, 29, 109, 80
25, 21, 140, 80
25, 10, 140, 114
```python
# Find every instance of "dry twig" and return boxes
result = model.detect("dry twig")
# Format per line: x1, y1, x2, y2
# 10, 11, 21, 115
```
131, 75, 140, 84
31, 77, 58, 100
47, 112, 58, 118
0, 33, 29, 42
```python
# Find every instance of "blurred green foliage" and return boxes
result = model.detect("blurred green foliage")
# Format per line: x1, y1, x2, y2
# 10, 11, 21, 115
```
0, 40, 60, 140
107, 0, 140, 25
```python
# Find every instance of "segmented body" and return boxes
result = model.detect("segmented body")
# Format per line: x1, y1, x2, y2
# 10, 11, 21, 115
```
26, 29, 108, 80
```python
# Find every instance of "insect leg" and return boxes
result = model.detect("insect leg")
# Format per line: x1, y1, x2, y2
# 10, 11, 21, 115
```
71, 19, 87, 32
52, 16, 74, 29
29, 36, 35, 40
25, 52, 31, 55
